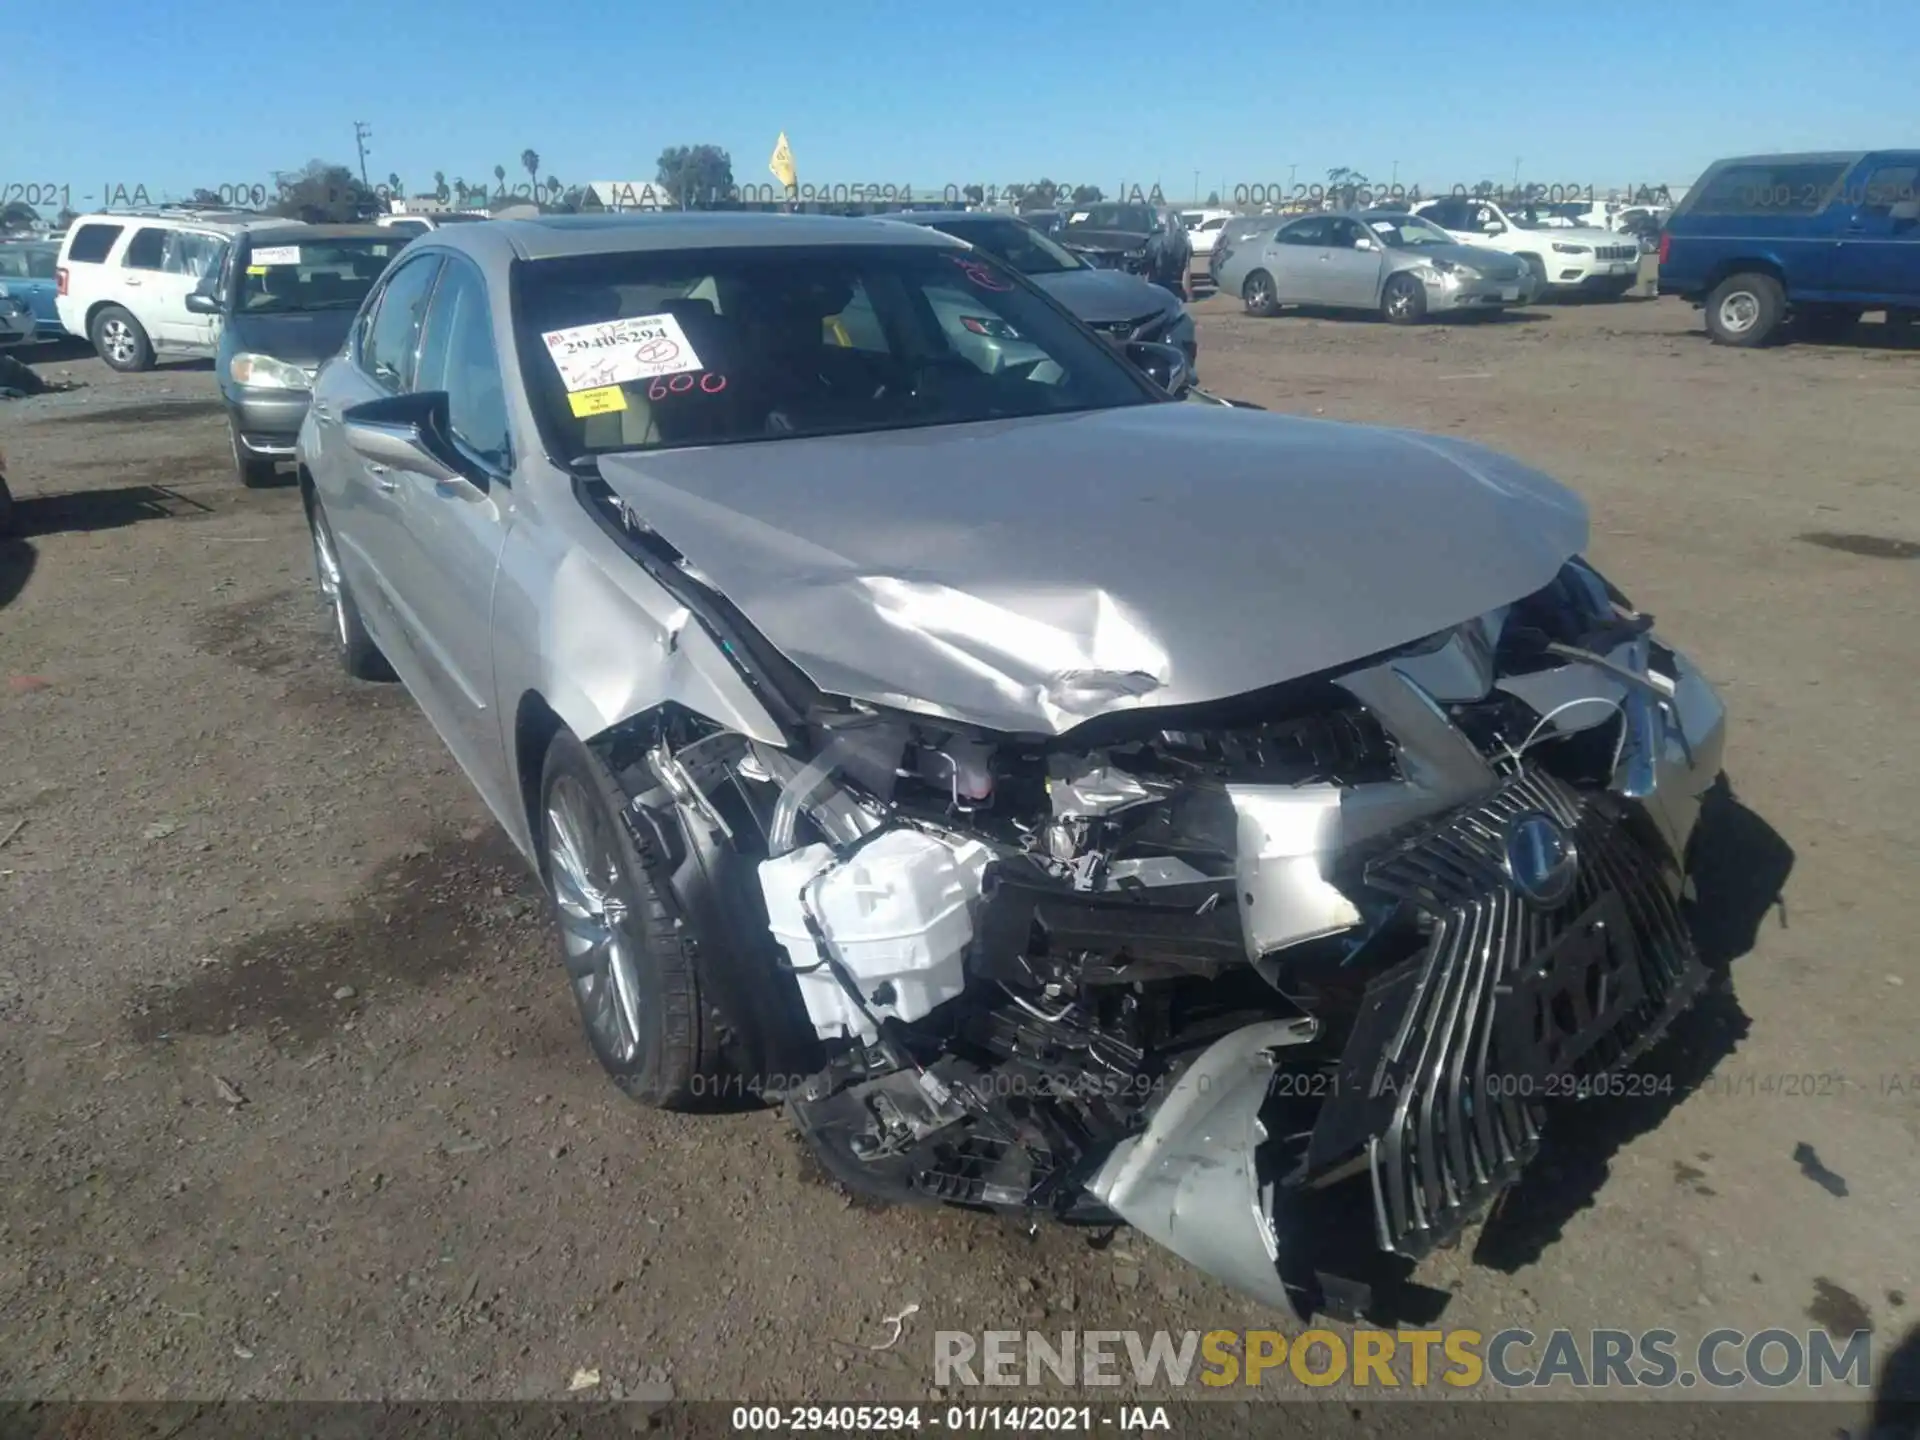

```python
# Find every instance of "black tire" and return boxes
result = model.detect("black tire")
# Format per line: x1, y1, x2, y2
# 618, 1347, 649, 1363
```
1796, 304, 1862, 342
89, 304, 154, 373
1242, 270, 1279, 317
229, 419, 279, 488
1381, 273, 1427, 325
537, 728, 722, 1109
304, 492, 395, 681
1705, 272, 1785, 347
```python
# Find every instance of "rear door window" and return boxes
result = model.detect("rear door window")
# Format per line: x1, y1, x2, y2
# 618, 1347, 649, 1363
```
1688, 161, 1850, 215
66, 223, 124, 264
1279, 217, 1330, 246
163, 231, 227, 280
123, 227, 168, 271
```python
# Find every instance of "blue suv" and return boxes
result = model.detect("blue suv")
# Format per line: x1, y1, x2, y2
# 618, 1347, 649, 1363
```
1658, 150, 1920, 346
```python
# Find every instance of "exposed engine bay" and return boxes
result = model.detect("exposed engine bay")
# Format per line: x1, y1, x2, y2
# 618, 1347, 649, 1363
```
595, 542, 1727, 1318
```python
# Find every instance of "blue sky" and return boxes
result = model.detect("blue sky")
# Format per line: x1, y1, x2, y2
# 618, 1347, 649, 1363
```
6, 0, 1915, 207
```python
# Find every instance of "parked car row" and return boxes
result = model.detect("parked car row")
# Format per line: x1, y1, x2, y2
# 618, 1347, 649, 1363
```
35, 203, 1201, 486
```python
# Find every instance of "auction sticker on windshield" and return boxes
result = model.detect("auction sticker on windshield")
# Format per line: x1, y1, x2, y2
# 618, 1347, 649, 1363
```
252, 246, 302, 266
567, 385, 628, 418
542, 313, 705, 392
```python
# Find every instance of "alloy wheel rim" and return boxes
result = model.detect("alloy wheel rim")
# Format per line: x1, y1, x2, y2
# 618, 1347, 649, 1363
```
309, 510, 349, 647
101, 319, 134, 364
1388, 283, 1414, 318
1246, 277, 1271, 309
544, 774, 644, 1064
1719, 292, 1759, 332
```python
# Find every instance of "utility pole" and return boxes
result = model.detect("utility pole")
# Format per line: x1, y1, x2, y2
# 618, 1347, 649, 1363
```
1391, 159, 1398, 186
354, 122, 373, 188
1513, 156, 1522, 187
1193, 169, 1200, 204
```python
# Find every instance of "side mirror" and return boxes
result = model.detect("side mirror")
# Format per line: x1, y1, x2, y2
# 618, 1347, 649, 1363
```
1124, 340, 1192, 397
341, 390, 470, 487
1355, 237, 1378, 251
1890, 200, 1920, 223
185, 290, 221, 315
1482, 222, 1505, 235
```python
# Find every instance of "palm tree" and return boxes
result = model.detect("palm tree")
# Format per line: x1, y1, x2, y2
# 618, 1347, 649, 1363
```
433, 169, 448, 201
387, 171, 402, 198
545, 175, 561, 202
493, 163, 507, 198
452, 176, 468, 205
521, 149, 541, 196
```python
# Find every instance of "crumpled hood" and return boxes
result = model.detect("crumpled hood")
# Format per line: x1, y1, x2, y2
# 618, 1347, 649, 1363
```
596, 405, 1589, 735
1032, 267, 1181, 323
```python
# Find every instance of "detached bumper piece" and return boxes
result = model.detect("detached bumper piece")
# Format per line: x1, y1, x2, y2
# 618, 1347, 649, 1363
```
1311, 768, 1707, 1260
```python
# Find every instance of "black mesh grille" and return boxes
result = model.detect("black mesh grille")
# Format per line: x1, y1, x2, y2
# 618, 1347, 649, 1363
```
1352, 769, 1706, 1257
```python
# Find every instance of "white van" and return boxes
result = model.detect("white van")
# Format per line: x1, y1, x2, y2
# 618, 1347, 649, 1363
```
55, 208, 277, 371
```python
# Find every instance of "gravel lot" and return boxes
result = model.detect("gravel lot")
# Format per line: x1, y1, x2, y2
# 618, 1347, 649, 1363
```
1, 294, 1915, 1406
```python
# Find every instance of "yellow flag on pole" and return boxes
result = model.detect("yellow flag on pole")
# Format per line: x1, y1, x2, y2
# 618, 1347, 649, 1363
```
769, 132, 797, 193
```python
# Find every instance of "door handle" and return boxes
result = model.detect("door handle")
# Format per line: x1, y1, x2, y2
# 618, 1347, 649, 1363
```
311, 401, 335, 424
367, 462, 397, 493
123, 277, 142, 287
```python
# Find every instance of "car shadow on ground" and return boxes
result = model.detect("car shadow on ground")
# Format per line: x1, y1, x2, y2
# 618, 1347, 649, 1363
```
1672, 317, 1920, 353
4, 483, 217, 540
18, 336, 96, 366
1266, 305, 1553, 327
0, 538, 33, 610
1872, 1320, 1920, 1436
1470, 774, 1795, 1273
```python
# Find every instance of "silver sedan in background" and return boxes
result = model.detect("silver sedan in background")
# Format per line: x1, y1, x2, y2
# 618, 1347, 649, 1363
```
1213, 210, 1533, 323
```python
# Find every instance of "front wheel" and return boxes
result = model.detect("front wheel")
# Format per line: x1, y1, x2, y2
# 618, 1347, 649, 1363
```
538, 729, 721, 1109
305, 493, 395, 681
1796, 304, 1862, 342
1242, 270, 1278, 317
1705, 272, 1785, 347
90, 305, 153, 373
1381, 273, 1427, 325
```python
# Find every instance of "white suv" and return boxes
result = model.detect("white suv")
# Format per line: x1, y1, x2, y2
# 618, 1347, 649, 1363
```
55, 209, 277, 371
1411, 197, 1643, 299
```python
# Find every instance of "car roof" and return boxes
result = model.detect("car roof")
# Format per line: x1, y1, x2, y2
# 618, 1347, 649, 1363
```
64, 210, 278, 236
239, 223, 398, 245
1703, 151, 1868, 168
420, 211, 965, 263
877, 210, 1021, 226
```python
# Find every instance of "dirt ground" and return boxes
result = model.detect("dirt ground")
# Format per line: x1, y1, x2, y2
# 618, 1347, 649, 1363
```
1, 293, 1915, 1406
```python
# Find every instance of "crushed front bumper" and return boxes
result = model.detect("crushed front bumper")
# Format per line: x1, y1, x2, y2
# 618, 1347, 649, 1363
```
1083, 630, 1727, 1310
227, 390, 312, 457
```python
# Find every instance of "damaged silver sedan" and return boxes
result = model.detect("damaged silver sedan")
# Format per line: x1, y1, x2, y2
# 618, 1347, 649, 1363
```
296, 212, 1727, 1317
